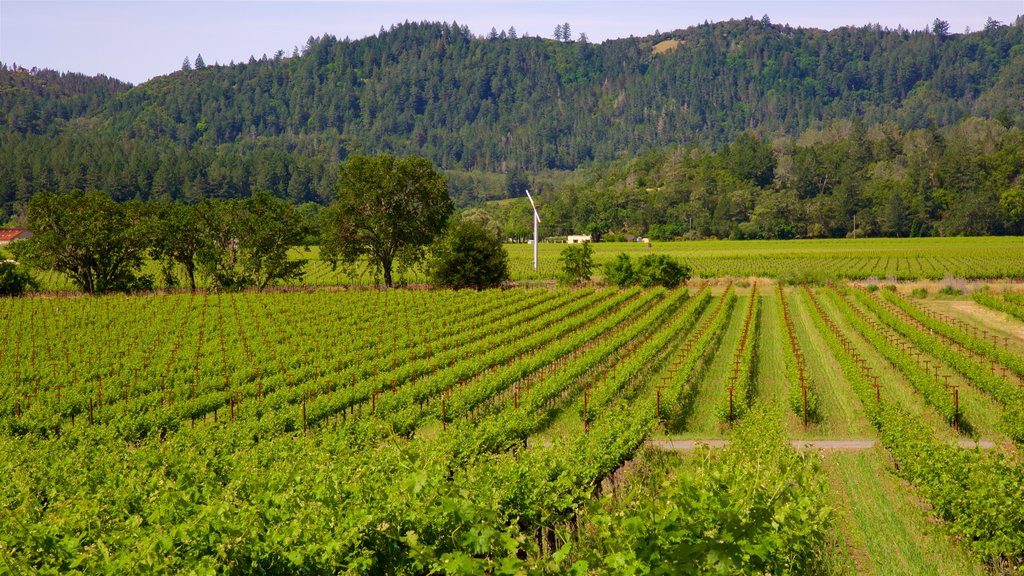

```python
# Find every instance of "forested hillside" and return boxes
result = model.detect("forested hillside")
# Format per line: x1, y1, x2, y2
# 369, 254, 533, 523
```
1, 17, 1023, 234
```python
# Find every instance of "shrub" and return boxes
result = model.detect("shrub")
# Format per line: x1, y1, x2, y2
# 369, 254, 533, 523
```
557, 242, 594, 286
0, 261, 37, 296
937, 285, 963, 296
428, 218, 509, 290
603, 253, 635, 287
911, 287, 928, 298
634, 254, 690, 288
603, 253, 690, 289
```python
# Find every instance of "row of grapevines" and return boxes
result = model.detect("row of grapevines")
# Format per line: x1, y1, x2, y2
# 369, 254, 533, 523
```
260, 288, 623, 434
973, 289, 1024, 324
584, 287, 713, 419
803, 286, 1024, 570
778, 284, 819, 423
880, 288, 1024, 379
130, 281, 590, 439
376, 287, 658, 435
851, 288, 1024, 442
822, 287, 958, 423
718, 283, 760, 423
438, 287, 693, 454
666, 283, 737, 427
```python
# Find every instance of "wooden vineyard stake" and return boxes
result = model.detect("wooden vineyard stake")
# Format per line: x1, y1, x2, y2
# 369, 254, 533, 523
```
801, 385, 808, 429
371, 388, 382, 416
728, 385, 735, 421
583, 385, 592, 433
953, 386, 960, 433
655, 383, 668, 422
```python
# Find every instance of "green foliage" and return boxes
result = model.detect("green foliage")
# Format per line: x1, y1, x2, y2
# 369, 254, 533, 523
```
0, 260, 36, 295
602, 253, 634, 287
726, 131, 775, 187
4, 20, 1024, 235
191, 194, 309, 290
571, 406, 833, 573
603, 252, 690, 288
937, 285, 963, 296
321, 154, 452, 287
151, 202, 204, 290
234, 192, 310, 290
634, 253, 690, 288
910, 287, 928, 298
18, 191, 155, 293
557, 242, 592, 286
428, 217, 509, 289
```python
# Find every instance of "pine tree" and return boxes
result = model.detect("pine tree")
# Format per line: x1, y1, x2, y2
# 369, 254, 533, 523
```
194, 53, 206, 69
181, 56, 192, 71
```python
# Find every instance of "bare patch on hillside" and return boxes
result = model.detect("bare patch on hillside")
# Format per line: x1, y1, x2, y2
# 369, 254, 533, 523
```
652, 39, 681, 55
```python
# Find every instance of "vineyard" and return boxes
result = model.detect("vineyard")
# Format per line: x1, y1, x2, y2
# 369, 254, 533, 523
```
3, 281, 1024, 574
10, 236, 1024, 292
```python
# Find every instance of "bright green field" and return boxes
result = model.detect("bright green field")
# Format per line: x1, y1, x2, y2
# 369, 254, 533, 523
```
506, 236, 1024, 281
17, 236, 1024, 292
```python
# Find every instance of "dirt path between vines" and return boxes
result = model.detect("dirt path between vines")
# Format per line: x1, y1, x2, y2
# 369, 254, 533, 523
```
944, 300, 1024, 342
649, 439, 996, 451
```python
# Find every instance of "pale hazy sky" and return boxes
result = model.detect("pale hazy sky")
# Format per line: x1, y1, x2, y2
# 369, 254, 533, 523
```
2, 1, 1020, 85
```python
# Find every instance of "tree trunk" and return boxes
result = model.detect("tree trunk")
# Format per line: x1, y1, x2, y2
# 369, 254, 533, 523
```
382, 259, 394, 288
185, 262, 196, 291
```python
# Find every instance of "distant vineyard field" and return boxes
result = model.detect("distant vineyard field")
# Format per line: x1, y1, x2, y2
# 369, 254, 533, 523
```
505, 236, 1024, 282
15, 236, 1024, 293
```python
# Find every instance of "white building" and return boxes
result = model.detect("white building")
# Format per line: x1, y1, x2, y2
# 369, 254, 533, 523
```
567, 234, 592, 244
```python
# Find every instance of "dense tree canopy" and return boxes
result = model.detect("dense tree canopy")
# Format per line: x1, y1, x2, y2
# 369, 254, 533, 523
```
16, 191, 154, 293
521, 117, 1024, 240
2, 18, 1024, 239
320, 154, 452, 287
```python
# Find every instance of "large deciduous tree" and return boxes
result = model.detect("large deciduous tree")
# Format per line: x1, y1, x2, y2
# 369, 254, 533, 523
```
151, 202, 204, 290
195, 193, 309, 290
236, 192, 309, 290
320, 154, 452, 287
17, 190, 154, 293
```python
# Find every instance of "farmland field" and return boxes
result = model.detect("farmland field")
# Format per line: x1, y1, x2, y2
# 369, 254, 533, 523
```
3, 279, 1024, 573
504, 236, 1024, 282
14, 235, 1024, 292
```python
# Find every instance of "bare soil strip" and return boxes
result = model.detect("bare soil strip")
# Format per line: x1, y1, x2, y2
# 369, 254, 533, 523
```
649, 439, 996, 451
